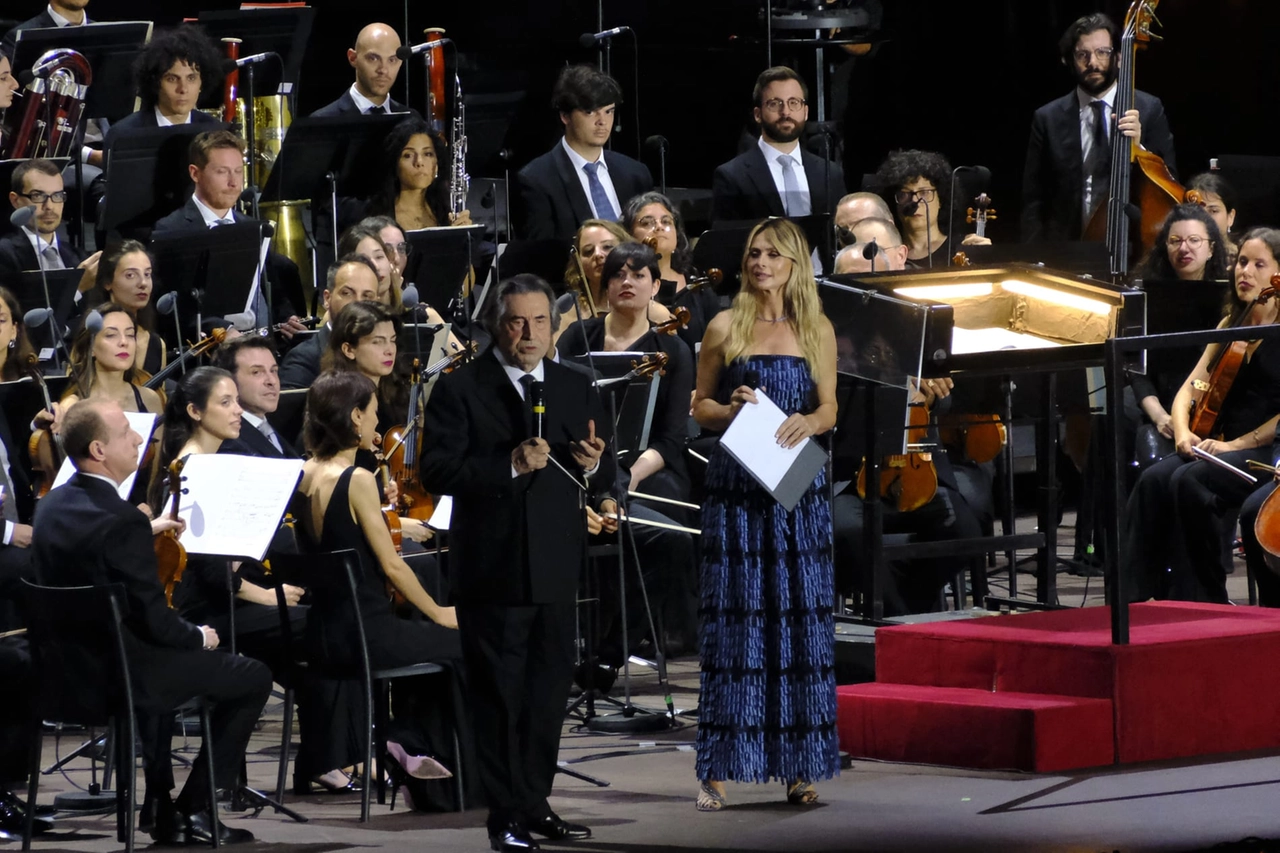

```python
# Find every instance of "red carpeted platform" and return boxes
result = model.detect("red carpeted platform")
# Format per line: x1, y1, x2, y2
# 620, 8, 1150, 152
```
836, 602, 1280, 771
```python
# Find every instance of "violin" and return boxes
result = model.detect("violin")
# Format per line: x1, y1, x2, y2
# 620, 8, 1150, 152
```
1187, 276, 1280, 439
937, 413, 1008, 464
653, 306, 690, 337
855, 400, 939, 512
25, 359, 64, 500
952, 194, 997, 268
155, 457, 189, 609
142, 328, 228, 390
685, 268, 724, 291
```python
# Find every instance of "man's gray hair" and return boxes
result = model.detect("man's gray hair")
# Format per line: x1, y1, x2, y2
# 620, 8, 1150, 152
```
483, 274, 561, 339
834, 242, 889, 274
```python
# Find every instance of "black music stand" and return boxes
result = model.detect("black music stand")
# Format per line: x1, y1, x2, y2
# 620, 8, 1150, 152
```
403, 224, 485, 313
6, 269, 83, 369
692, 225, 752, 297
267, 388, 307, 452
498, 239, 571, 287
397, 323, 451, 364
0, 375, 72, 470
197, 7, 316, 90
149, 224, 263, 347
570, 352, 662, 459
99, 123, 231, 239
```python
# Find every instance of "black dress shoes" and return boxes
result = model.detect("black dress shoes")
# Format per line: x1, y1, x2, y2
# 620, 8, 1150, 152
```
186, 809, 256, 846
0, 795, 52, 836
529, 812, 592, 841
489, 820, 540, 851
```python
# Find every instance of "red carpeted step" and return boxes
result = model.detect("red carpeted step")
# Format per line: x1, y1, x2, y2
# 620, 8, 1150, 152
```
836, 683, 1115, 772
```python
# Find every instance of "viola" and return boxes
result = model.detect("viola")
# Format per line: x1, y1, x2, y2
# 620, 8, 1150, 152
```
937, 413, 1007, 465
1188, 276, 1280, 439
155, 457, 189, 609
855, 400, 939, 513
142, 328, 227, 391
653, 306, 690, 337
685, 268, 723, 292
25, 360, 64, 500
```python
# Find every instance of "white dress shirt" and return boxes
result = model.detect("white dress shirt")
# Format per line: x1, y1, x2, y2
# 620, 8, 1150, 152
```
193, 193, 235, 226
1078, 82, 1117, 224
348, 83, 394, 115
560, 137, 621, 221
154, 106, 194, 127
758, 134, 810, 211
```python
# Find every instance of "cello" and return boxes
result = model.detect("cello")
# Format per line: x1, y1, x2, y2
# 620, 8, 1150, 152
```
1082, 0, 1186, 276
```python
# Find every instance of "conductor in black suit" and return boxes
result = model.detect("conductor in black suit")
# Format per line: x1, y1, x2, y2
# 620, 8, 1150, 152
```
310, 22, 416, 117
1021, 12, 1176, 242
711, 66, 845, 224
32, 398, 271, 845
213, 336, 299, 458
515, 65, 653, 242
420, 274, 612, 852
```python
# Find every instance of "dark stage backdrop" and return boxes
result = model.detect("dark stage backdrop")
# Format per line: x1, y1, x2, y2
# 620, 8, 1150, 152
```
7, 0, 1278, 239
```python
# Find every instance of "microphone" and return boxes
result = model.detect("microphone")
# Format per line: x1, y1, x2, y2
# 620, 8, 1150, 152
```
579, 26, 631, 47
645, 135, 669, 196
862, 237, 880, 273
644, 135, 669, 153
221, 52, 278, 73
396, 38, 450, 61
743, 369, 761, 390
401, 284, 420, 310
156, 292, 177, 316
531, 380, 545, 438
23, 307, 52, 327
10, 206, 35, 229
84, 310, 104, 335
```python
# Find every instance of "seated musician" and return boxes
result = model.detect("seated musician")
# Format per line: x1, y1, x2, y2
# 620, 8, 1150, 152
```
364, 118, 473, 230
1186, 172, 1240, 267
1123, 228, 1280, 603
152, 131, 306, 337
294, 370, 470, 794
43, 303, 163, 428
311, 23, 416, 117
0, 52, 18, 129
1239, 465, 1280, 608
0, 288, 38, 542
0, 159, 100, 288
554, 219, 634, 340
213, 336, 298, 459
710, 66, 844, 224
81, 239, 167, 375
873, 149, 990, 269
32, 397, 271, 846
622, 191, 721, 352
101, 27, 223, 149
516, 65, 653, 241
834, 191, 894, 246
839, 218, 909, 272
337, 222, 404, 313
279, 254, 380, 390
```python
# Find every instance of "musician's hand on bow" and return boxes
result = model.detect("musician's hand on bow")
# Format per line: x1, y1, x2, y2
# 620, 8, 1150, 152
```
571, 419, 606, 470
1175, 428, 1201, 458
585, 505, 604, 536
400, 517, 434, 543
382, 478, 400, 508
513, 437, 551, 475
960, 233, 992, 247
151, 516, 187, 538
776, 413, 816, 449
76, 251, 103, 293
1196, 438, 1235, 457
449, 209, 473, 227
35, 402, 64, 435
598, 498, 621, 533
199, 626, 220, 650
917, 376, 953, 407
1118, 108, 1142, 145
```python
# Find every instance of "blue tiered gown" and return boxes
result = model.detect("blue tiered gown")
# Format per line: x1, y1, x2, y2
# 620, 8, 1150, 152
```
696, 354, 839, 784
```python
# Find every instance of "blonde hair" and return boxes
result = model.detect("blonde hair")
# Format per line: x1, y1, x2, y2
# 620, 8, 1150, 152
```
563, 219, 634, 313
723, 218, 825, 383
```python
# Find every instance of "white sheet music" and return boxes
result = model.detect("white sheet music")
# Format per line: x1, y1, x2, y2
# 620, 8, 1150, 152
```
175, 454, 304, 559
51, 412, 156, 499
719, 388, 814, 491
427, 495, 453, 531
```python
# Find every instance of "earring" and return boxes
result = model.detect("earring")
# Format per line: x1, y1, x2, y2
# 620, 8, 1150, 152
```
6, 340, 13, 350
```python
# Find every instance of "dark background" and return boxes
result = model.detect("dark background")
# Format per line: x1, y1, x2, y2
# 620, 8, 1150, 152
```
5, 0, 1278, 239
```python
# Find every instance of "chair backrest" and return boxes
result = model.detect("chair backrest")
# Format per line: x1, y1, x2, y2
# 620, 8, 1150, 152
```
21, 580, 135, 726
267, 548, 372, 682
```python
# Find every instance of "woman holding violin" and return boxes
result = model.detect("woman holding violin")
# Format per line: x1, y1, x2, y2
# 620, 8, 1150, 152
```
691, 218, 838, 811
1123, 228, 1280, 603
622, 192, 721, 352
85, 240, 166, 376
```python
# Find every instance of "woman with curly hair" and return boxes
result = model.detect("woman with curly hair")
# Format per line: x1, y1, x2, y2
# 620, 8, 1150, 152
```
365, 117, 473, 230
1132, 203, 1229, 284
874, 149, 990, 268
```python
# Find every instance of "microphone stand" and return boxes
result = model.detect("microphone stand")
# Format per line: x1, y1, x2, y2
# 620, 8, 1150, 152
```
243, 63, 261, 220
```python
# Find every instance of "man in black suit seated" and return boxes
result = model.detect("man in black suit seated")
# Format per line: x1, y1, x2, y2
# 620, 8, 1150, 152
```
421, 274, 611, 852
1021, 12, 1176, 242
32, 398, 271, 845
279, 253, 380, 389
516, 65, 653, 242
152, 130, 308, 338
711, 65, 845, 224
0, 159, 100, 287
310, 22, 416, 117
213, 336, 298, 458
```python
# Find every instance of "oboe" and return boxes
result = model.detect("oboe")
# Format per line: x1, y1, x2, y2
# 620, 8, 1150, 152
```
449, 73, 469, 218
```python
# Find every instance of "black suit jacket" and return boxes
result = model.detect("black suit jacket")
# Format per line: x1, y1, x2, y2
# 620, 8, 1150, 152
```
218, 418, 298, 459
516, 143, 654, 241
419, 351, 615, 606
102, 108, 220, 154
152, 197, 300, 322
0, 228, 86, 278
310, 90, 419, 119
1021, 89, 1177, 242
711, 142, 845, 223
1, 10, 85, 59
279, 326, 330, 390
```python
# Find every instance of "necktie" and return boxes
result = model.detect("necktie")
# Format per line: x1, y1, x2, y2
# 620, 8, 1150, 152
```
582, 161, 617, 221
519, 374, 536, 436
1085, 101, 1112, 218
0, 438, 18, 523
777, 154, 811, 217
41, 243, 65, 271
258, 420, 283, 454
367, 104, 386, 115
214, 217, 235, 226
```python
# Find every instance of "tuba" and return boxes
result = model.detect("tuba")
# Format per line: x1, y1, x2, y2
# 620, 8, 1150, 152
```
0, 49, 93, 160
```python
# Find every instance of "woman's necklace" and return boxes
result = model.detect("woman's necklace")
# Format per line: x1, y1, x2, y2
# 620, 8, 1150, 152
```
756, 315, 790, 323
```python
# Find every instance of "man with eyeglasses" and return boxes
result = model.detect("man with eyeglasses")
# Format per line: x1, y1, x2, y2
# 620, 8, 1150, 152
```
0, 159, 100, 291
711, 66, 844, 224
845, 217, 909, 271
1021, 12, 1176, 243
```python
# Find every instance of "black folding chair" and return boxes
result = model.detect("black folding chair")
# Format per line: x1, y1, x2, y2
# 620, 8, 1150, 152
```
268, 549, 464, 821
21, 581, 220, 851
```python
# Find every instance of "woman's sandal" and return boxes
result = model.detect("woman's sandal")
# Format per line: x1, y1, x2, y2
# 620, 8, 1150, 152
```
695, 781, 728, 812
786, 780, 819, 806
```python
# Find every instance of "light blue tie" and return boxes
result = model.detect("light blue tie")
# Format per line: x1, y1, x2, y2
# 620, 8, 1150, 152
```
777, 154, 811, 217
582, 161, 618, 221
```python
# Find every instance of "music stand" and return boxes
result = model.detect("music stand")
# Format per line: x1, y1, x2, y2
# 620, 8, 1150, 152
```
403, 225, 485, 315
197, 7, 315, 90
692, 225, 752, 297
149, 224, 264, 347
6, 269, 83, 365
10, 22, 153, 124
498, 239, 571, 287
99, 123, 231, 239
397, 323, 453, 364
570, 352, 662, 458
267, 388, 307, 452
0, 375, 72, 460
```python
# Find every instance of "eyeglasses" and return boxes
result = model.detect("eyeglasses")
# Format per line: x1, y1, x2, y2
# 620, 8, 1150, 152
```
1073, 47, 1114, 64
386, 242, 410, 257
20, 190, 68, 204
1167, 235, 1209, 250
762, 97, 807, 113
637, 215, 674, 231
895, 188, 937, 205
